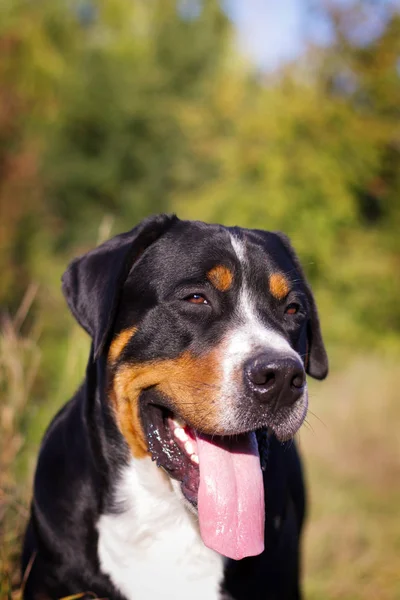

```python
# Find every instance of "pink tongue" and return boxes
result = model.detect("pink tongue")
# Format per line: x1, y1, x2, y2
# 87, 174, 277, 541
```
196, 432, 265, 560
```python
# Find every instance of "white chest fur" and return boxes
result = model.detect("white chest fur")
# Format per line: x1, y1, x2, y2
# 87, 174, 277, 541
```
97, 458, 224, 600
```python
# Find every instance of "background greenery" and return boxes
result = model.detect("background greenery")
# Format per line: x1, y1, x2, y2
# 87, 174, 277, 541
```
1, 1, 399, 598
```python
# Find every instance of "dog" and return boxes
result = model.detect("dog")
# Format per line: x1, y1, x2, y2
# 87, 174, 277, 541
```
22, 214, 328, 600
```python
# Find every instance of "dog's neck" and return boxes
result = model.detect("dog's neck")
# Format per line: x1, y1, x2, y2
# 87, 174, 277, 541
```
97, 457, 225, 600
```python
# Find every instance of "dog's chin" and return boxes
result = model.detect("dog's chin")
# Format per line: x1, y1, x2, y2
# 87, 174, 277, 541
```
265, 389, 308, 442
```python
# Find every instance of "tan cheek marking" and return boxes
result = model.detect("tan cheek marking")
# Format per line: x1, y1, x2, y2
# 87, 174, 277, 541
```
207, 265, 234, 292
158, 351, 223, 433
109, 349, 224, 458
269, 273, 290, 300
109, 385, 148, 459
108, 326, 138, 363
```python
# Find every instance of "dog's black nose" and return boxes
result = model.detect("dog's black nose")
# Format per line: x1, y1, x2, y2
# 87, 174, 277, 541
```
245, 353, 305, 409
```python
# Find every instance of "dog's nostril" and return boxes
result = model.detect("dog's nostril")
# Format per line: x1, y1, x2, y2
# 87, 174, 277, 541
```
291, 372, 305, 389
265, 372, 275, 386
254, 371, 276, 388
250, 362, 276, 386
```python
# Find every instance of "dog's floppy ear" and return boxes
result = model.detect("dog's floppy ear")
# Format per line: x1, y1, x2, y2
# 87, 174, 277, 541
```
62, 213, 178, 359
274, 232, 328, 380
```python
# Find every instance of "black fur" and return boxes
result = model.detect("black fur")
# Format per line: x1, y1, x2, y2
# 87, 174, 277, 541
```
22, 215, 327, 600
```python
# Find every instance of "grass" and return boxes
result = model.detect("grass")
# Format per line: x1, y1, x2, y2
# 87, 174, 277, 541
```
1, 298, 399, 599
0, 290, 89, 600
0, 286, 40, 600
302, 356, 400, 600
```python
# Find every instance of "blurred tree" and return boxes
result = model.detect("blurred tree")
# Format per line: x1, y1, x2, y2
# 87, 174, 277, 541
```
0, 0, 232, 301
0, 0, 81, 307
174, 1, 400, 347
44, 0, 231, 248
0, 0, 399, 351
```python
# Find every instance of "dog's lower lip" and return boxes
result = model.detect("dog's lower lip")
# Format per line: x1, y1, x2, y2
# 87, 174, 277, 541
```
140, 399, 201, 504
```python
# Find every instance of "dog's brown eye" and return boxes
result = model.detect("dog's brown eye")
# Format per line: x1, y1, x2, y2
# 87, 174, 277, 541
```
185, 294, 209, 305
285, 303, 299, 315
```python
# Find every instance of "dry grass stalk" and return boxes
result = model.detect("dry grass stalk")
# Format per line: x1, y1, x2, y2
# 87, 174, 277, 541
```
0, 285, 40, 598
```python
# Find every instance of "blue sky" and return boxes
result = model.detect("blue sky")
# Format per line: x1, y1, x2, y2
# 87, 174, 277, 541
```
226, 0, 400, 71
227, 0, 314, 70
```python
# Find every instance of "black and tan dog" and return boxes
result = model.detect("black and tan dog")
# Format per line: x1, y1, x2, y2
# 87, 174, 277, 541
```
22, 215, 328, 600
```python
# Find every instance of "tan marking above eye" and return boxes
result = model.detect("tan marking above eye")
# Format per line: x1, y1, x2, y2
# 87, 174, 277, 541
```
269, 273, 290, 300
108, 326, 138, 363
207, 265, 234, 292
109, 349, 226, 459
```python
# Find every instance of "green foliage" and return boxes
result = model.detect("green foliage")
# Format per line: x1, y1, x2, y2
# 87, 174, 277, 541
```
44, 0, 231, 247
0, 0, 399, 352
0, 0, 398, 463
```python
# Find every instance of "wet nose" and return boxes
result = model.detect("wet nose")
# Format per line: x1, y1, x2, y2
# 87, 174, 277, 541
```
245, 353, 305, 409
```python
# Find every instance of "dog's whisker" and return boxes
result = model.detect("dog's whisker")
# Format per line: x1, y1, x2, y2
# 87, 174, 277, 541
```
307, 410, 328, 429
303, 419, 315, 434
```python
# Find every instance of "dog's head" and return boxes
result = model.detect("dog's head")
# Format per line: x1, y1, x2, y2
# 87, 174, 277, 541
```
62, 214, 328, 559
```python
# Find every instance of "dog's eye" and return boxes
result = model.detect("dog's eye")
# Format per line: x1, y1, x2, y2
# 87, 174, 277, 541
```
285, 302, 300, 315
185, 293, 209, 305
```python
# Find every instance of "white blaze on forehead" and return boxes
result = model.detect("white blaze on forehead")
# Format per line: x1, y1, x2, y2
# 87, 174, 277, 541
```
230, 234, 247, 264
228, 233, 296, 353
224, 233, 303, 397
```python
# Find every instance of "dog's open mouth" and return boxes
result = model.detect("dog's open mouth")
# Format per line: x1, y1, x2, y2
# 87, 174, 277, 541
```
140, 399, 265, 560
141, 402, 201, 504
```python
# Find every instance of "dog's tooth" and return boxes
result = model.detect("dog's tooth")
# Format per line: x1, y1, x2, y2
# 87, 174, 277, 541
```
174, 427, 188, 442
184, 440, 194, 456
191, 454, 199, 464
172, 416, 185, 428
